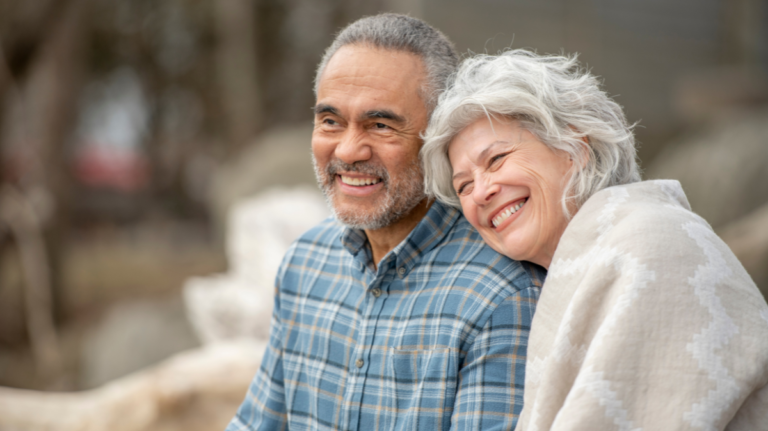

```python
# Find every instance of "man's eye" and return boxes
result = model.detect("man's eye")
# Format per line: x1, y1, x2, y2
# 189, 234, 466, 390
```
374, 122, 389, 129
323, 118, 338, 126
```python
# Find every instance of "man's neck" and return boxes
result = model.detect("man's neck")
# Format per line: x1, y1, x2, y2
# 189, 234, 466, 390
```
365, 198, 432, 269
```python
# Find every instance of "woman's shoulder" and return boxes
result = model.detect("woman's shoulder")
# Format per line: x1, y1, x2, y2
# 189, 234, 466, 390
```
553, 179, 761, 306
567, 180, 706, 247
551, 179, 761, 300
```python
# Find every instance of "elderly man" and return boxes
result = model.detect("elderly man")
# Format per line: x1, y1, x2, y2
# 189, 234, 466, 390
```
227, 14, 544, 430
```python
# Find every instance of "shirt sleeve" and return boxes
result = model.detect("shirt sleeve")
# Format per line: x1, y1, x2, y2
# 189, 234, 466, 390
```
225, 293, 288, 431
450, 286, 539, 431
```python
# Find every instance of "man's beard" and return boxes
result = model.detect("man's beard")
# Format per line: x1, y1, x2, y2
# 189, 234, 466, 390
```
312, 156, 426, 230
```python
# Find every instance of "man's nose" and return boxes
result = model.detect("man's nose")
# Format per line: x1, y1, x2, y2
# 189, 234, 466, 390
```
335, 128, 372, 164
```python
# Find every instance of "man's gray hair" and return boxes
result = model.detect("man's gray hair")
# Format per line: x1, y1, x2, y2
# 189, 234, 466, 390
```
314, 13, 458, 113
422, 49, 641, 216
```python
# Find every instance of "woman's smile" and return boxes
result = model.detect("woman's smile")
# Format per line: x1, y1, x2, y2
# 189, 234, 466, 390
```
490, 197, 527, 229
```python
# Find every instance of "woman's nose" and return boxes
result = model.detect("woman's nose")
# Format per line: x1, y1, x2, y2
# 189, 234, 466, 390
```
335, 128, 372, 164
472, 178, 499, 205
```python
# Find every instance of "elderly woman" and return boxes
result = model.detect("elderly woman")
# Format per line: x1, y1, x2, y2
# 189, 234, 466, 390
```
422, 49, 768, 430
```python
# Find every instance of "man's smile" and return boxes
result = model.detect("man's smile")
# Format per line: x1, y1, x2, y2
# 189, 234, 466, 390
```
335, 173, 385, 197
339, 174, 382, 186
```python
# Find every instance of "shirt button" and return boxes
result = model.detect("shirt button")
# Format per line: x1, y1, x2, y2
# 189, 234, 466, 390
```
397, 267, 406, 277
355, 358, 364, 368
371, 287, 382, 297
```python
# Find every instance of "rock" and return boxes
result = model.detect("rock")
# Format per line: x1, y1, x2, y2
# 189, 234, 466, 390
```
672, 66, 768, 125
207, 124, 318, 235
79, 297, 200, 389
718, 201, 768, 298
224, 186, 329, 290
645, 109, 768, 228
184, 186, 329, 344
0, 340, 265, 431
184, 275, 274, 344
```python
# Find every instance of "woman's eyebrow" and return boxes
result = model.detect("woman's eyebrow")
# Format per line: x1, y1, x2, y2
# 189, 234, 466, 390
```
477, 141, 509, 161
452, 170, 468, 181
451, 141, 509, 181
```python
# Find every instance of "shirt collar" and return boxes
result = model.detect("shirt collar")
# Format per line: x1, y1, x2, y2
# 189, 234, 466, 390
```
340, 201, 461, 274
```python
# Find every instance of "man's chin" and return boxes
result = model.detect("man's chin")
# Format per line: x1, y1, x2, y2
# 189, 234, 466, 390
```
331, 203, 390, 230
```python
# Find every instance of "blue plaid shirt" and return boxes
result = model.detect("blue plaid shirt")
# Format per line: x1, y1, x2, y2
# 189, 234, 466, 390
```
227, 201, 544, 431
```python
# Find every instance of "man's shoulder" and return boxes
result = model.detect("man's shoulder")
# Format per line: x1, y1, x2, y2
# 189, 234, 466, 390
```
424, 214, 545, 295
279, 216, 346, 266
294, 215, 344, 247
273, 216, 352, 289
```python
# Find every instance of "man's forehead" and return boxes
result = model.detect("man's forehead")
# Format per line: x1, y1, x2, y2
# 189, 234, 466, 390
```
317, 45, 425, 91
324, 43, 424, 71
315, 45, 428, 119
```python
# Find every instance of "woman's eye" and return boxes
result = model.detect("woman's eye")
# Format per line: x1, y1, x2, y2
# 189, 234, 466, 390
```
488, 152, 510, 169
457, 182, 473, 195
490, 152, 509, 165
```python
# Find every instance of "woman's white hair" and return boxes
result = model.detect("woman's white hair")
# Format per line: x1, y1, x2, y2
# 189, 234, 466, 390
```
421, 49, 640, 216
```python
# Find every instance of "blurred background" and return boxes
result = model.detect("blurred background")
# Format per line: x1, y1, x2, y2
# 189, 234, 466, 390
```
0, 0, 766, 429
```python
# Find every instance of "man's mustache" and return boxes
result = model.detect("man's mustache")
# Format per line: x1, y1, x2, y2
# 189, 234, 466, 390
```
325, 159, 390, 185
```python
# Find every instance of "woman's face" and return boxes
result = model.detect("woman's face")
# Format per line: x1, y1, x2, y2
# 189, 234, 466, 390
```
448, 117, 574, 269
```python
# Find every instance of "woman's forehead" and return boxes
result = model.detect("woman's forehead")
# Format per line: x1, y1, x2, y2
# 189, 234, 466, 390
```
449, 119, 520, 159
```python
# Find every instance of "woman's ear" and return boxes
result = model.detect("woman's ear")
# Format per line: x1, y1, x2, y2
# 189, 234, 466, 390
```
568, 134, 591, 171
566, 126, 591, 170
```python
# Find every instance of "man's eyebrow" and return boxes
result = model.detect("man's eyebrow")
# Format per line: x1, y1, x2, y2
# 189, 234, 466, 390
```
314, 104, 340, 116
362, 109, 406, 124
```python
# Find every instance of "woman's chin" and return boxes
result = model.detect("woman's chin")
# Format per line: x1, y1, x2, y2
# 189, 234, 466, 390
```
484, 234, 530, 262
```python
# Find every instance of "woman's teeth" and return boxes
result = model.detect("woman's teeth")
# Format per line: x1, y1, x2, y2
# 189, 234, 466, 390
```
492, 199, 527, 227
340, 175, 381, 186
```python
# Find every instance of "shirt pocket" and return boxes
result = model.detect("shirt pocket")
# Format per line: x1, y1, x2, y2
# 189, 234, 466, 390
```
389, 347, 459, 430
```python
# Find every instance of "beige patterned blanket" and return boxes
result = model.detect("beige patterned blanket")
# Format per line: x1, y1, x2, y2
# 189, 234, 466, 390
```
517, 180, 768, 431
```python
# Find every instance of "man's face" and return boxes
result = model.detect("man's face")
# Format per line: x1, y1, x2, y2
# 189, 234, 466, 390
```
312, 44, 430, 230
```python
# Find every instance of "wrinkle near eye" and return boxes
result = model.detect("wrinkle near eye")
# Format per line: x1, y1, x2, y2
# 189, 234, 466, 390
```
490, 152, 508, 164
457, 181, 473, 195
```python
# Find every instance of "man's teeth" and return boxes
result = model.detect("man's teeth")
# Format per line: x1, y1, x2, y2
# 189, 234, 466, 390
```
492, 200, 527, 227
340, 175, 381, 186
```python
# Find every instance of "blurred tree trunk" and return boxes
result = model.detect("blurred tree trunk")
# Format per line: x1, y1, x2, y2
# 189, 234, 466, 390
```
0, 0, 70, 101
0, 0, 87, 384
0, 185, 61, 379
214, 0, 263, 156
0, 0, 72, 182
0, 48, 10, 131
20, 0, 89, 324
721, 0, 767, 66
